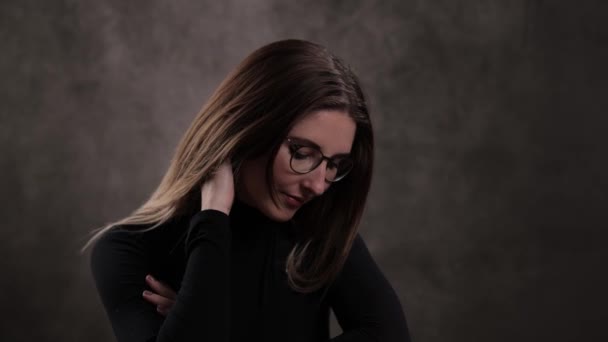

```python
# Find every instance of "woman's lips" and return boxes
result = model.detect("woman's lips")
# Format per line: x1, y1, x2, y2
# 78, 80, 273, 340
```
282, 193, 304, 208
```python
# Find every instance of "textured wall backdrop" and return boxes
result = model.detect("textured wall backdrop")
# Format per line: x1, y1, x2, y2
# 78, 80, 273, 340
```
1, 0, 607, 341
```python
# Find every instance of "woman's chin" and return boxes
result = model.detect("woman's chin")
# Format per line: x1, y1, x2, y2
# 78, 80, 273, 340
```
263, 205, 297, 222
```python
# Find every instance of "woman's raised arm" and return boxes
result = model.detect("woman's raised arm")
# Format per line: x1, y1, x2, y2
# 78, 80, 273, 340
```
90, 161, 235, 341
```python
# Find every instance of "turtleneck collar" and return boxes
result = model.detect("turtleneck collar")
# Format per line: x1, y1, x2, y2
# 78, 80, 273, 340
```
229, 198, 296, 237
230, 198, 279, 224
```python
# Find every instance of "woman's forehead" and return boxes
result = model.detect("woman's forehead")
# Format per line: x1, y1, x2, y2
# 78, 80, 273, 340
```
288, 110, 356, 155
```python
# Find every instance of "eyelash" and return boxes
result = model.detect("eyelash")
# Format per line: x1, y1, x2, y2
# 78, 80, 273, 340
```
293, 151, 311, 160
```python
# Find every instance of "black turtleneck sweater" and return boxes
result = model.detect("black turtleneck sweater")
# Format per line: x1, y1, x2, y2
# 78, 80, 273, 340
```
90, 200, 410, 341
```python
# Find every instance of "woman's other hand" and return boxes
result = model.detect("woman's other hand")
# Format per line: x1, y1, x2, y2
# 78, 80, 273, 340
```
142, 274, 176, 317
200, 160, 234, 215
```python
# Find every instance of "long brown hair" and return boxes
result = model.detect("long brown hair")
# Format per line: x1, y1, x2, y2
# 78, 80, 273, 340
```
82, 39, 374, 293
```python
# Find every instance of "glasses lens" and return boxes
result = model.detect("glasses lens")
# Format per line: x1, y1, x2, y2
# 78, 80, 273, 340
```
326, 158, 353, 182
290, 146, 320, 173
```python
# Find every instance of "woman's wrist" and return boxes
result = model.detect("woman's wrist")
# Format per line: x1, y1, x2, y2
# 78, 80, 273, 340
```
200, 204, 231, 215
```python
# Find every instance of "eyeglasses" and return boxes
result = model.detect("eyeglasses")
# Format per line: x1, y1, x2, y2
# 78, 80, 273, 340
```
285, 137, 354, 182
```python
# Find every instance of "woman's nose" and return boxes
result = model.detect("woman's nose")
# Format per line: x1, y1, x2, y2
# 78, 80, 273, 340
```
303, 160, 329, 196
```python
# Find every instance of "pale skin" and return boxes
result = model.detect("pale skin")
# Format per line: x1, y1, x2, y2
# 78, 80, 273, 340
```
142, 110, 356, 316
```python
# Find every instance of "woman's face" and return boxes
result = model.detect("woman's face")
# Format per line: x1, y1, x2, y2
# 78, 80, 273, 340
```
236, 109, 356, 222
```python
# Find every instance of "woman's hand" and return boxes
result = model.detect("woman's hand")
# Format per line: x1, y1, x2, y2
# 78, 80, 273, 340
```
142, 274, 176, 317
200, 160, 234, 215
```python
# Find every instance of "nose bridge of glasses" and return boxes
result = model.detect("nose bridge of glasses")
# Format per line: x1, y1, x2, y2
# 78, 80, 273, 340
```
306, 158, 338, 184
295, 158, 325, 195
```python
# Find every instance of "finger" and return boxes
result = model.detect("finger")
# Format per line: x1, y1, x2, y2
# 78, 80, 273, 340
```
142, 290, 175, 307
145, 275, 177, 299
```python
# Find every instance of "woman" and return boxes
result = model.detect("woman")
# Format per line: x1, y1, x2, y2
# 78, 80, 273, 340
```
84, 39, 410, 341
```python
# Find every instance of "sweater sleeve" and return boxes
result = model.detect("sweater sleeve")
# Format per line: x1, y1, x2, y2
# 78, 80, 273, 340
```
328, 234, 411, 342
90, 209, 231, 342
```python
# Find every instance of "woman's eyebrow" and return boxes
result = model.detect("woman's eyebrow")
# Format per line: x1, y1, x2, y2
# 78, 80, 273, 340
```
289, 136, 351, 158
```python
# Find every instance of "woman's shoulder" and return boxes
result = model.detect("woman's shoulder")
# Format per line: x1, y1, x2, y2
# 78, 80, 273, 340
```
331, 233, 375, 280
90, 216, 189, 262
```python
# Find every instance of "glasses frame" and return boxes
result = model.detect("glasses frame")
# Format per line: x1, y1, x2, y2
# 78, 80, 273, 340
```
285, 137, 353, 182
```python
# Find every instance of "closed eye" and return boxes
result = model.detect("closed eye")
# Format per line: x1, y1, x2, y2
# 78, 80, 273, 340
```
293, 151, 313, 160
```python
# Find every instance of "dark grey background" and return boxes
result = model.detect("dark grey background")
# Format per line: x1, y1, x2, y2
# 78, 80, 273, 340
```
1, 0, 606, 341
